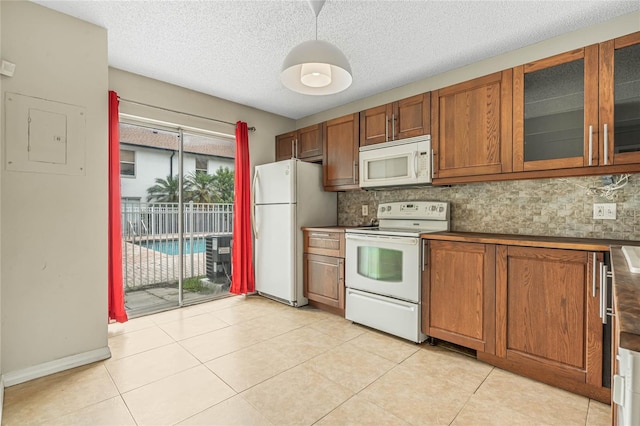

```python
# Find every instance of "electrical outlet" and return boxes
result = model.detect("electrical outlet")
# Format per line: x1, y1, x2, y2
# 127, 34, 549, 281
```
593, 203, 616, 220
361, 205, 368, 216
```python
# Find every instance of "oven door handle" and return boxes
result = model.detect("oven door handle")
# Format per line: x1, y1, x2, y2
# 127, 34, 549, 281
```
345, 234, 418, 245
347, 289, 416, 312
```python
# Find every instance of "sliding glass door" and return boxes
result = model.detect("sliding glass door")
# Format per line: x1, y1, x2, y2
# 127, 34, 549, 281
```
119, 122, 235, 317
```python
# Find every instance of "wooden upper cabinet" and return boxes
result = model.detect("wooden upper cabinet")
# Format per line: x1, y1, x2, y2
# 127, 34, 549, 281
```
395, 93, 431, 140
431, 71, 513, 180
514, 32, 640, 172
275, 131, 296, 161
360, 104, 391, 146
296, 124, 323, 160
275, 124, 322, 162
323, 113, 360, 191
360, 93, 430, 146
513, 46, 599, 172
422, 240, 495, 354
599, 32, 640, 166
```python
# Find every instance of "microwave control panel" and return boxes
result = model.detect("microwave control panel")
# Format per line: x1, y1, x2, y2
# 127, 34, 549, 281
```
417, 151, 430, 178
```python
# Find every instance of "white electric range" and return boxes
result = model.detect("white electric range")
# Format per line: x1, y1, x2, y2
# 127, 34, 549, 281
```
345, 201, 450, 343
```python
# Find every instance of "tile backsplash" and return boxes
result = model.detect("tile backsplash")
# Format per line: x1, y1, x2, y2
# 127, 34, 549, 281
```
338, 174, 640, 241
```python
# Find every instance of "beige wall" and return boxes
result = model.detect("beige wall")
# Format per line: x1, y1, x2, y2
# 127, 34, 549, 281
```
109, 68, 295, 169
0, 2, 108, 374
297, 11, 640, 128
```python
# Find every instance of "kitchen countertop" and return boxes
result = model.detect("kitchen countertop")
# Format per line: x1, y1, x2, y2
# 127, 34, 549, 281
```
302, 226, 355, 232
421, 231, 634, 251
611, 246, 640, 352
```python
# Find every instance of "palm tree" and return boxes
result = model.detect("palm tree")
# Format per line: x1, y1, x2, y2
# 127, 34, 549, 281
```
210, 167, 234, 203
185, 171, 216, 203
146, 175, 182, 202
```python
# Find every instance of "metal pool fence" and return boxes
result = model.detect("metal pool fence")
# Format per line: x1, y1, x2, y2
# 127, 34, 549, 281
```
121, 201, 233, 289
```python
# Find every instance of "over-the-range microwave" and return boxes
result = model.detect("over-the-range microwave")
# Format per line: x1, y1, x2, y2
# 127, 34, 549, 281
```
359, 135, 432, 189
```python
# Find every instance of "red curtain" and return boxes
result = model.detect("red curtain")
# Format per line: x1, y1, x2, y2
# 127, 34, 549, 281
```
108, 91, 128, 323
230, 121, 255, 295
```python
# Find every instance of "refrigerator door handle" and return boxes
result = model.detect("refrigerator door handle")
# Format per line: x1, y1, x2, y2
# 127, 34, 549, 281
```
251, 170, 259, 238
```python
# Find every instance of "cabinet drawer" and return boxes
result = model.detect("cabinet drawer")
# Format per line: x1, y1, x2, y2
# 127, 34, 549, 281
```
304, 231, 345, 257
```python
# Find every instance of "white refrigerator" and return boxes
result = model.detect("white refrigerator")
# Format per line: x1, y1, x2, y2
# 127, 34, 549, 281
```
253, 159, 337, 306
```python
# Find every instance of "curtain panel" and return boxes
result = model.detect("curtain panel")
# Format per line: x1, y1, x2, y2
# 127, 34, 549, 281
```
230, 121, 255, 294
108, 91, 128, 323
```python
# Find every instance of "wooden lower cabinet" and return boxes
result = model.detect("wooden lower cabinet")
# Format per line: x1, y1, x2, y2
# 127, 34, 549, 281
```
304, 254, 344, 312
477, 245, 609, 402
303, 229, 346, 316
422, 240, 495, 353
422, 238, 610, 403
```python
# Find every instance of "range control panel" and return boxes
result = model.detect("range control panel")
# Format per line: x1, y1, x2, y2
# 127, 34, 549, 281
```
377, 201, 449, 221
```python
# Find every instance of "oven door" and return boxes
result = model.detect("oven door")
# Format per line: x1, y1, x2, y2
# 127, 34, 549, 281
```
345, 233, 421, 302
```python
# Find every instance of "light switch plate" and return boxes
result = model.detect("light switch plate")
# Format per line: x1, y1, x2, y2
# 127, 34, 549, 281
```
361, 205, 368, 216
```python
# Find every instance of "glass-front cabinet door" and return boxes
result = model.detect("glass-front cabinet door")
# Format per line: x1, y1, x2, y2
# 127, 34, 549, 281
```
599, 32, 640, 165
513, 46, 599, 171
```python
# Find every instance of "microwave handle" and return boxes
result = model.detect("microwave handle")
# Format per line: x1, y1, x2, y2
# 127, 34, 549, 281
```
413, 151, 418, 178
353, 160, 359, 184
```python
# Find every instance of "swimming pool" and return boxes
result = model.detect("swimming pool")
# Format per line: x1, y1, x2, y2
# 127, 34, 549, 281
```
139, 238, 206, 255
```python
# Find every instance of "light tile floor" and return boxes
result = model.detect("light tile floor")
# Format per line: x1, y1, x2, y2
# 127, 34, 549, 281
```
3, 295, 612, 425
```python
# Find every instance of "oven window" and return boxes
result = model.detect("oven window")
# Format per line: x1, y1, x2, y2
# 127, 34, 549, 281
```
367, 156, 408, 179
357, 247, 402, 282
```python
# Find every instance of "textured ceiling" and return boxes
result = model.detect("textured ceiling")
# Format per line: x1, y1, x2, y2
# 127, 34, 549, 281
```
33, 1, 640, 120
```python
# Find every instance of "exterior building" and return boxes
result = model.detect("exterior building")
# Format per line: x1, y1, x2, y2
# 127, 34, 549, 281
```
119, 123, 235, 201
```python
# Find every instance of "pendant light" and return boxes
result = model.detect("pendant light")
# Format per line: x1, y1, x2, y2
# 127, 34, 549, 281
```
280, 0, 352, 95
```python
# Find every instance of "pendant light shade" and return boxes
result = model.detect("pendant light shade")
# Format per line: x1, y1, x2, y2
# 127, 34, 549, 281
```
281, 1, 352, 95
281, 40, 352, 95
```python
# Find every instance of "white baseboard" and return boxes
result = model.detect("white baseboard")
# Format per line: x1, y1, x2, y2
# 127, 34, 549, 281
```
2, 346, 111, 387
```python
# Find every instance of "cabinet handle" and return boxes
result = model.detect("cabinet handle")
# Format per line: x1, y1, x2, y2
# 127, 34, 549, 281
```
599, 262, 603, 320
310, 233, 330, 237
602, 264, 609, 325
592, 253, 596, 297
338, 259, 344, 283
588, 125, 593, 166
385, 115, 389, 142
604, 123, 609, 165
392, 113, 396, 141
599, 262, 610, 324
